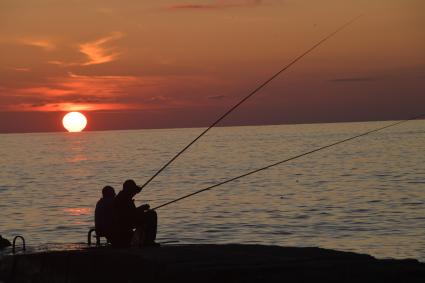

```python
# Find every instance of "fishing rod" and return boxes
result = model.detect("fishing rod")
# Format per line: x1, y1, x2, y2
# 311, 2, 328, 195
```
139, 15, 362, 191
153, 113, 424, 210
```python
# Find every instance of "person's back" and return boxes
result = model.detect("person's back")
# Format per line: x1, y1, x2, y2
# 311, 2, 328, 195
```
94, 186, 116, 240
114, 182, 138, 247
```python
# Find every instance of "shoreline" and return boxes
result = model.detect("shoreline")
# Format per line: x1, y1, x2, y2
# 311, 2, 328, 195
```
1, 243, 424, 282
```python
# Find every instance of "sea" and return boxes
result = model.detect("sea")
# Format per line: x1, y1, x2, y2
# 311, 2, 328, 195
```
0, 120, 424, 261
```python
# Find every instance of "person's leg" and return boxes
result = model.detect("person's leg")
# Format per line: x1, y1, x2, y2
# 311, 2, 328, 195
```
143, 210, 157, 244
109, 229, 133, 248
131, 227, 143, 247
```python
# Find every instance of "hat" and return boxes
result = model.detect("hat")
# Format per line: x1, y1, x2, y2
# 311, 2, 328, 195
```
123, 179, 142, 193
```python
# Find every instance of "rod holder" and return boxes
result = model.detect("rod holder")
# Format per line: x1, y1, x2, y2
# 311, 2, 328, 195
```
12, 235, 26, 254
87, 228, 101, 246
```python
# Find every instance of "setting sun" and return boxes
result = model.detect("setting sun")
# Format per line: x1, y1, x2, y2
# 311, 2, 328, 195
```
62, 112, 87, 132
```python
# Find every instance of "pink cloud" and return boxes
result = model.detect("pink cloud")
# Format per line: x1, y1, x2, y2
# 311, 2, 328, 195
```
24, 102, 133, 112
0, 66, 225, 113
79, 32, 124, 66
0, 72, 140, 112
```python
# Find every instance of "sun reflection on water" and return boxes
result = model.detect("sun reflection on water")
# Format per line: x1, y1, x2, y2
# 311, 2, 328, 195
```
64, 208, 91, 216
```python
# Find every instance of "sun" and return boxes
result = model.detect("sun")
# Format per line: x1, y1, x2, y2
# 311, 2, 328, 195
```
62, 112, 87, 132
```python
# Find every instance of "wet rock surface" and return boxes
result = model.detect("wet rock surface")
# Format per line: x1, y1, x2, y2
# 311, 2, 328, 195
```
1, 244, 424, 282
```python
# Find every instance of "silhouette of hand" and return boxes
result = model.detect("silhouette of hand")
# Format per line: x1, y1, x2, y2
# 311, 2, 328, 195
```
140, 204, 150, 211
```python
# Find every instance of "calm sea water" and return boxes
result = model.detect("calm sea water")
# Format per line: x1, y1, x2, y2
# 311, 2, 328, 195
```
1, 121, 424, 261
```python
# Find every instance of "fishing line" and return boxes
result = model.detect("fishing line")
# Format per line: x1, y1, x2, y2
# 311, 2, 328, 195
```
152, 113, 424, 210
139, 15, 362, 191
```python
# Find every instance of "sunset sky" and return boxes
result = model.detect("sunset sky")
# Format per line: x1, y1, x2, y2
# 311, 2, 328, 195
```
0, 0, 424, 133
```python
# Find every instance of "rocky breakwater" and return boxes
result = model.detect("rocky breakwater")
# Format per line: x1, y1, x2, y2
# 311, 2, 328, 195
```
1, 244, 425, 282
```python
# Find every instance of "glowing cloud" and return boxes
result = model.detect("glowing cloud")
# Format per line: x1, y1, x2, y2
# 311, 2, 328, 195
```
19, 38, 55, 51
79, 32, 124, 66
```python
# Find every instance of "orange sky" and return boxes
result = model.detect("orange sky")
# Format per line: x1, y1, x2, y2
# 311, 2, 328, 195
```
0, 0, 424, 132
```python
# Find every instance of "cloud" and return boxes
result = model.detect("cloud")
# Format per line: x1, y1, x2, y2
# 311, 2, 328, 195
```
10, 67, 30, 72
330, 77, 379, 83
167, 0, 263, 10
146, 95, 168, 103
0, 72, 139, 111
19, 87, 75, 97
168, 4, 217, 9
79, 32, 124, 66
47, 32, 124, 67
208, 94, 226, 100
0, 67, 223, 113
25, 102, 129, 112
30, 102, 48, 108
47, 60, 70, 66
19, 38, 55, 51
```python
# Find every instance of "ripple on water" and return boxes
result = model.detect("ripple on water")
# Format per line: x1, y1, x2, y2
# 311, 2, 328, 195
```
1, 121, 425, 262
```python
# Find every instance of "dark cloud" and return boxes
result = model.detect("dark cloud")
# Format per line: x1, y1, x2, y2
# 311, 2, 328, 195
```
169, 4, 217, 10
208, 95, 226, 100
145, 96, 168, 103
31, 102, 47, 107
330, 77, 379, 83
167, 0, 264, 10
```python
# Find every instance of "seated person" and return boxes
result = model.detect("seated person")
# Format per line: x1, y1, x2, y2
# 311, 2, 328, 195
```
114, 179, 158, 247
94, 186, 117, 242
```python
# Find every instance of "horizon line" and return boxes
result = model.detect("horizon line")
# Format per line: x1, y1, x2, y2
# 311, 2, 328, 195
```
1, 117, 423, 135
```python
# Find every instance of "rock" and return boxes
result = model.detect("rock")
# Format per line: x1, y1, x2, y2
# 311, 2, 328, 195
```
1, 244, 424, 282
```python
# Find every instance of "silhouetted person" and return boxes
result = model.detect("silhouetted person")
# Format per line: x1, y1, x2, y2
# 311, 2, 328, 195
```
114, 179, 158, 247
94, 186, 117, 242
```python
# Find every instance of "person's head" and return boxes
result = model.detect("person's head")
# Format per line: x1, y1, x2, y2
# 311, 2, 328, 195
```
123, 179, 142, 196
102, 186, 116, 198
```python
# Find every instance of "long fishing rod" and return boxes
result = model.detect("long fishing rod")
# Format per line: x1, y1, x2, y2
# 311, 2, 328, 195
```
153, 113, 424, 210
139, 16, 362, 191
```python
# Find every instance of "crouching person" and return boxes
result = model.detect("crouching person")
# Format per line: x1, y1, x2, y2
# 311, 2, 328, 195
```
114, 179, 158, 248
